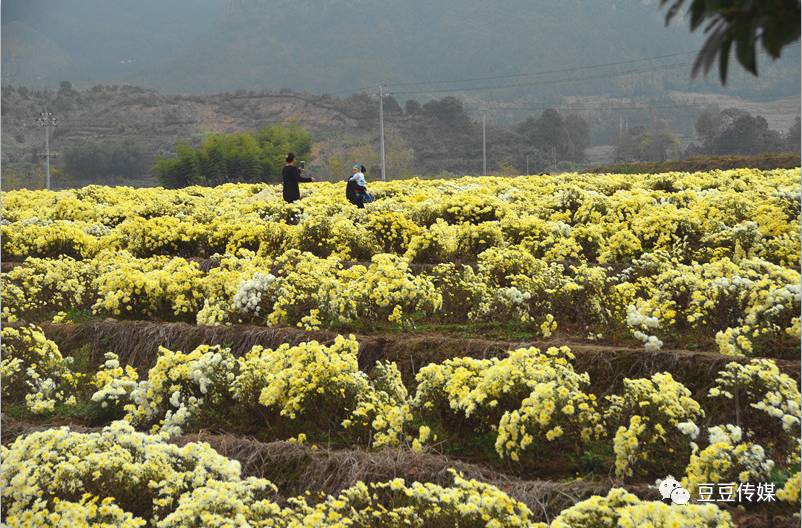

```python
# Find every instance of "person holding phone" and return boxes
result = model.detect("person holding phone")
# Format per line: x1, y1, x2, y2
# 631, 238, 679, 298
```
282, 152, 313, 203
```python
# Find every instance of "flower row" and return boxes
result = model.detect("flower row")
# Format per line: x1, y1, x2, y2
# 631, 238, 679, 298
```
2, 422, 744, 527
4, 247, 799, 355
4, 326, 799, 497
4, 173, 800, 272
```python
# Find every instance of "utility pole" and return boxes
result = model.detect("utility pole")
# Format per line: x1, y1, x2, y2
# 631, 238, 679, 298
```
36, 110, 57, 190
525, 154, 529, 175
482, 111, 487, 176
378, 84, 386, 181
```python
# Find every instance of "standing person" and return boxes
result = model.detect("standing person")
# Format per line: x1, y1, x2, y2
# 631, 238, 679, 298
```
282, 153, 313, 203
346, 163, 368, 208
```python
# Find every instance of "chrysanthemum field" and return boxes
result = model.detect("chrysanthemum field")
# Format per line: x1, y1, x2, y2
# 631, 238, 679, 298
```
2, 169, 800, 527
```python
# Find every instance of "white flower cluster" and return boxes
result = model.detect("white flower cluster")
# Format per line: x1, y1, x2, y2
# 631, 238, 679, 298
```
232, 272, 277, 317
684, 424, 775, 491
1, 325, 78, 414
86, 223, 112, 237
626, 304, 663, 351
126, 345, 237, 437
708, 359, 801, 441
91, 352, 139, 410
676, 420, 700, 440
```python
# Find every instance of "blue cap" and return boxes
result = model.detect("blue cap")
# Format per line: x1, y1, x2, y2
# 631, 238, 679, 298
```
352, 164, 361, 170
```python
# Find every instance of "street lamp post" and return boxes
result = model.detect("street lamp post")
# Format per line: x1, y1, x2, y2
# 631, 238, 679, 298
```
36, 111, 57, 190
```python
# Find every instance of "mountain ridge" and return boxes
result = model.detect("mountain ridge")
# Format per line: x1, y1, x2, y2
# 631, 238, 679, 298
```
3, 0, 799, 100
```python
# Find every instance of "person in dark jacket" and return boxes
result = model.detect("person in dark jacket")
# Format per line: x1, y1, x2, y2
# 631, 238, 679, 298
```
282, 153, 313, 203
346, 163, 368, 208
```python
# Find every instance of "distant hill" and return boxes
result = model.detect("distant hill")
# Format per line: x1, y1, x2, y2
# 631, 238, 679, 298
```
3, 0, 800, 100
3, 84, 798, 189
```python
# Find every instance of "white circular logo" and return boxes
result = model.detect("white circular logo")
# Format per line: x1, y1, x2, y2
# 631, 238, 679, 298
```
658, 477, 690, 505
670, 487, 691, 505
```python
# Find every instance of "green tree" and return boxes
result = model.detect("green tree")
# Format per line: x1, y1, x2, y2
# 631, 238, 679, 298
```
422, 97, 471, 127
712, 114, 784, 155
689, 108, 786, 155
659, 0, 801, 83
405, 100, 421, 115
615, 124, 679, 162
63, 139, 149, 183
516, 109, 588, 163
565, 114, 591, 161
384, 96, 403, 115
254, 123, 312, 180
154, 124, 311, 188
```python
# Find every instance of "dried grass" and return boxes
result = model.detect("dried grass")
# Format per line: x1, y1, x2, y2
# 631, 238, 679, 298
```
174, 431, 656, 522
40, 321, 800, 397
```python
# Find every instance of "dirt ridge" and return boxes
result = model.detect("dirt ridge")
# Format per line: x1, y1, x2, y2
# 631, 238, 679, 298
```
38, 320, 800, 397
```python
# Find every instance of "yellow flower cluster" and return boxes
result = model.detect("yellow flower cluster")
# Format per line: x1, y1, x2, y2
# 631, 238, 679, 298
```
414, 346, 603, 461
1, 324, 78, 414
4, 171, 798, 265
604, 372, 704, 478
91, 251, 204, 319
3, 169, 798, 350
1, 422, 267, 525
233, 336, 414, 447
3, 424, 555, 527
777, 471, 801, 504
366, 210, 422, 254
2, 256, 95, 322
197, 250, 274, 325
90, 335, 411, 447
2, 219, 98, 259
324, 253, 441, 326
682, 425, 775, 497
624, 255, 800, 354
550, 487, 733, 528
6, 324, 801, 490
5, 493, 146, 528
289, 470, 540, 528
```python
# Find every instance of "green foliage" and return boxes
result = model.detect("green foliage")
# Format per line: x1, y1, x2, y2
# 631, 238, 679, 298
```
614, 124, 679, 163
688, 108, 787, 156
516, 109, 590, 163
590, 152, 801, 174
63, 139, 150, 183
254, 124, 312, 180
422, 97, 470, 127
660, 0, 801, 83
154, 124, 311, 188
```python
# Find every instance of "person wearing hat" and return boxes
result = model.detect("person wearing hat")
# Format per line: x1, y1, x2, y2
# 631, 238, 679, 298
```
346, 163, 369, 208
282, 152, 314, 203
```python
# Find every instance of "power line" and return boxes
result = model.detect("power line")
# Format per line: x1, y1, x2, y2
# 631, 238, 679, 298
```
385, 50, 698, 88
327, 85, 376, 96
498, 102, 718, 113
392, 62, 693, 96
319, 51, 700, 97
302, 41, 801, 99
